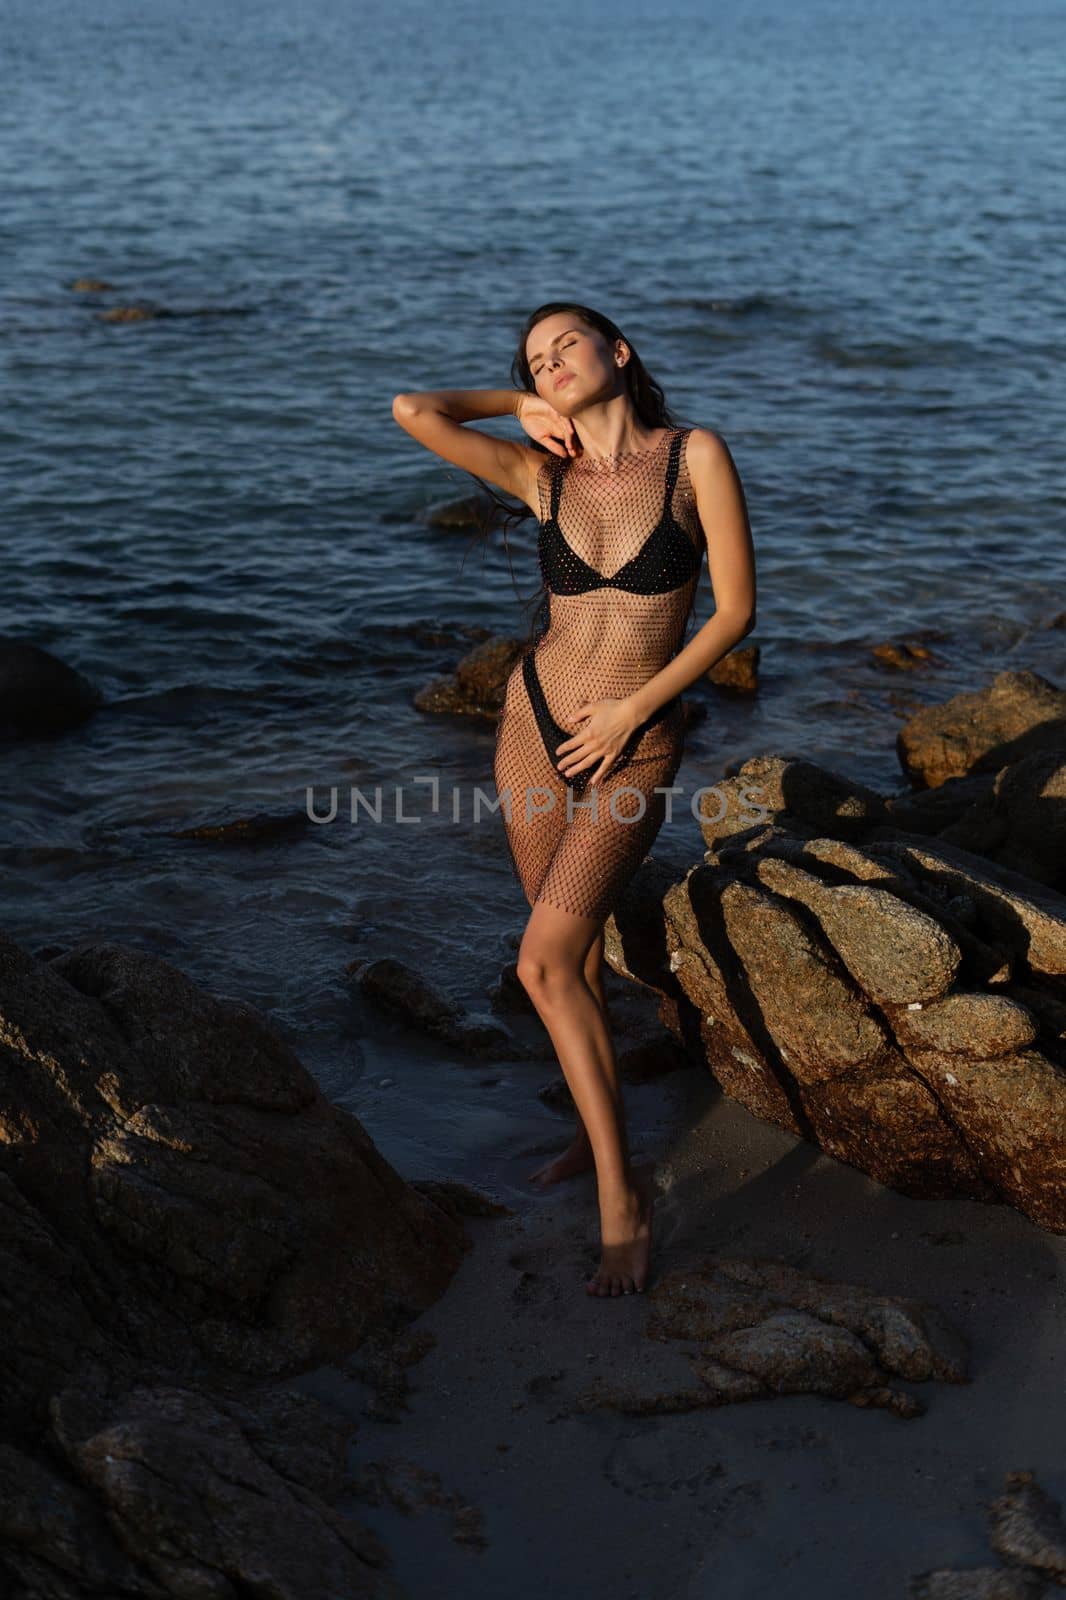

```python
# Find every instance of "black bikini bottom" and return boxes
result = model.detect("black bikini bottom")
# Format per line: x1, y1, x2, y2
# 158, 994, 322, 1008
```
521, 648, 679, 798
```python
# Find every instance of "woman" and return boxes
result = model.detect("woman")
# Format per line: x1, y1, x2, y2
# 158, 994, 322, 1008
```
392, 301, 756, 1298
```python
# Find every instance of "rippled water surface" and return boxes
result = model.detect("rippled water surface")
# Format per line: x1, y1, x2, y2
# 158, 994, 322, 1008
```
3, 0, 1064, 1184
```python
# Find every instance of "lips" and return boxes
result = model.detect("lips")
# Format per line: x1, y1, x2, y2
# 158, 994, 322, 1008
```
554, 373, 573, 390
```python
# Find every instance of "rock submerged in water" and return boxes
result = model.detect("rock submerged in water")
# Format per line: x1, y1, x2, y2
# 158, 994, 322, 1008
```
350, 953, 520, 1058
94, 303, 254, 322
172, 808, 311, 845
0, 930, 465, 1596
422, 491, 510, 532
0, 637, 102, 736
706, 642, 759, 694
414, 633, 525, 719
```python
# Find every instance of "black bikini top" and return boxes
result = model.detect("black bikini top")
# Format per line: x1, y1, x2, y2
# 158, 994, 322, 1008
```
538, 427, 702, 597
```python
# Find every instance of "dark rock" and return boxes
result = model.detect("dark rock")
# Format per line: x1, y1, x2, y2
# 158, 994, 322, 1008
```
352, 956, 518, 1058
488, 959, 536, 1014
885, 772, 997, 834
94, 304, 253, 323
0, 930, 462, 1595
95, 305, 161, 321
698, 755, 890, 851
936, 750, 1066, 892
424, 493, 506, 531
352, 955, 463, 1033
386, 618, 493, 651
0, 638, 102, 736
616, 1033, 696, 1083
173, 808, 311, 844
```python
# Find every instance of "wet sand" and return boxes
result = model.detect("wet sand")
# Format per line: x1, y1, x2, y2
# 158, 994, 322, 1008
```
291, 1048, 1066, 1600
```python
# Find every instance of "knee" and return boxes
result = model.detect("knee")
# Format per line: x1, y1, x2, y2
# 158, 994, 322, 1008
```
515, 950, 550, 999
516, 949, 574, 1003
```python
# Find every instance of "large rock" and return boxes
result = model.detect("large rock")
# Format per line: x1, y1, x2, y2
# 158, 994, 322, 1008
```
890, 670, 1066, 891
698, 753, 889, 850
934, 749, 1066, 892
0, 930, 465, 1596
896, 669, 1065, 789
714, 674, 1066, 893
605, 817, 1066, 1232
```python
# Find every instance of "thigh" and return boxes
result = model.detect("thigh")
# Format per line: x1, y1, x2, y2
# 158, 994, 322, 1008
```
494, 664, 569, 906
533, 746, 680, 925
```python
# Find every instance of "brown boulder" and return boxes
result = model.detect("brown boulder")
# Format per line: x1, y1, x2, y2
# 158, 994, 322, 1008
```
896, 669, 1065, 789
707, 643, 760, 693
414, 633, 524, 718
698, 754, 889, 851
607, 826, 1066, 1230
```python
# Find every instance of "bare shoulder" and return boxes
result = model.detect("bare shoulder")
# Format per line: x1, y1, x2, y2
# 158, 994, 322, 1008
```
685, 426, 736, 474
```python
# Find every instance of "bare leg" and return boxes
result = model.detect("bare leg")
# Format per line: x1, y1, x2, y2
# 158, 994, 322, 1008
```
528, 927, 607, 1187
517, 902, 652, 1296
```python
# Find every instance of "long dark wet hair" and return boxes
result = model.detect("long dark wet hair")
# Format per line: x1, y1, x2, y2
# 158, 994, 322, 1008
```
457, 301, 684, 652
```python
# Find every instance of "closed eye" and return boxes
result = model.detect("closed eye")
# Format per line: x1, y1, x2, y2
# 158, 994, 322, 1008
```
532, 337, 577, 377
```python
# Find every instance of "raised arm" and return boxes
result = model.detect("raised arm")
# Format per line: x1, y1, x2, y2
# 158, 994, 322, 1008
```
391, 388, 576, 517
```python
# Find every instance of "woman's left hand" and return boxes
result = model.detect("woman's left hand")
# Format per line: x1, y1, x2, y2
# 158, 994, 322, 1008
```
555, 697, 640, 786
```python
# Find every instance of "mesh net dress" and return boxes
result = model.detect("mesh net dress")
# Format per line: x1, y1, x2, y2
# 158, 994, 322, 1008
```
493, 426, 704, 923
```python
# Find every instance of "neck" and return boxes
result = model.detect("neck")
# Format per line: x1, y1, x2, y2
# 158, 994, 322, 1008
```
572, 400, 659, 462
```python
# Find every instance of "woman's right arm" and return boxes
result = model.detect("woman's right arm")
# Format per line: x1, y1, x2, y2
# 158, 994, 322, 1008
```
391, 388, 577, 516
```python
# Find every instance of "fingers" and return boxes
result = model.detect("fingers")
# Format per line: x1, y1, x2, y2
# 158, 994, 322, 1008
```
559, 751, 599, 779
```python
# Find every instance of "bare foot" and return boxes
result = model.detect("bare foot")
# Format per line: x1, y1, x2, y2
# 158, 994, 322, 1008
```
585, 1172, 655, 1297
528, 1131, 595, 1187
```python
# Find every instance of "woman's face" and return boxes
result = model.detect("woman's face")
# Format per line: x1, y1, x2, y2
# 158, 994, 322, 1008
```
525, 314, 624, 411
